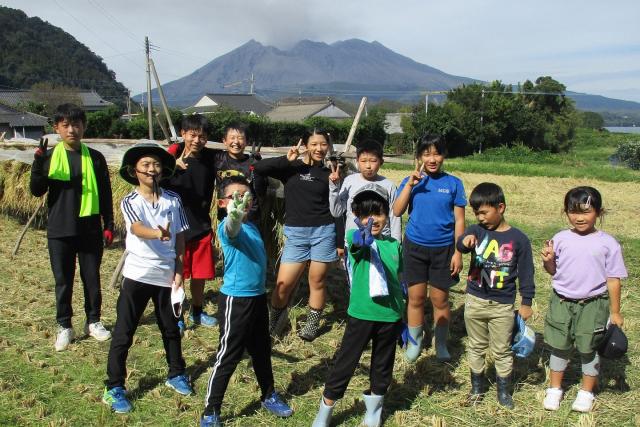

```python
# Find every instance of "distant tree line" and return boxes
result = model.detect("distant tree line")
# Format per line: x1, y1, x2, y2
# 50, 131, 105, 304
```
23, 74, 607, 157
398, 76, 583, 155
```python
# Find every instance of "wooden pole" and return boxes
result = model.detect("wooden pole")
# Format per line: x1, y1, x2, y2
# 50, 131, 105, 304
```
110, 250, 128, 289
342, 97, 367, 154
145, 36, 154, 140
149, 58, 178, 141
12, 198, 46, 257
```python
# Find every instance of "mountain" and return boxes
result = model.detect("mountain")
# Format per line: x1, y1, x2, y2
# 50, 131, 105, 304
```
141, 39, 478, 106
140, 38, 640, 117
0, 6, 127, 106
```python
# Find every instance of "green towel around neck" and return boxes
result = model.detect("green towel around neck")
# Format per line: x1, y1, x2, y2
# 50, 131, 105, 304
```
48, 142, 100, 217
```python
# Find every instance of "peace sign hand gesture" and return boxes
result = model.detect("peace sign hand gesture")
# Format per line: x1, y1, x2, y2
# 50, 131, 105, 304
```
287, 139, 303, 162
353, 217, 374, 247
227, 191, 252, 221
408, 161, 425, 187
329, 161, 341, 184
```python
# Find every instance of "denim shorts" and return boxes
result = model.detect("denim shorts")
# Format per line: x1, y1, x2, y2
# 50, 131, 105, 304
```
281, 224, 338, 263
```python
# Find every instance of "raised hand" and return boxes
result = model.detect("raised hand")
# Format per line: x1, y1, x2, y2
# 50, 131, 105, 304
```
34, 137, 48, 160
157, 222, 171, 241
176, 146, 191, 170
287, 139, 303, 162
541, 239, 555, 262
353, 217, 374, 247
407, 161, 425, 187
227, 191, 252, 221
329, 161, 341, 184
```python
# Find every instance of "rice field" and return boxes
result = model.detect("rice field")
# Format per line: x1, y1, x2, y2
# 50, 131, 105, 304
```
0, 159, 638, 426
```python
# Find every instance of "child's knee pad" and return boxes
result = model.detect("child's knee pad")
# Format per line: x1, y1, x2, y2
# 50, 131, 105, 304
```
549, 349, 570, 372
580, 352, 600, 377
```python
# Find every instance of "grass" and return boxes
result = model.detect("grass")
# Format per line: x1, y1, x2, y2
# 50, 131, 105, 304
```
0, 166, 640, 426
0, 157, 639, 426
384, 128, 640, 183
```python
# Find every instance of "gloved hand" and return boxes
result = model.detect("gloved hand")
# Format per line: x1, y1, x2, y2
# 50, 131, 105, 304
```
35, 137, 48, 159
353, 217, 374, 247
226, 191, 252, 222
167, 143, 182, 157
103, 229, 114, 247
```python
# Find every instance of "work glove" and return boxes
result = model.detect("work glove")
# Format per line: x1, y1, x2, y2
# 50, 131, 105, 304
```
103, 229, 114, 247
353, 217, 374, 247
227, 191, 252, 222
167, 143, 182, 157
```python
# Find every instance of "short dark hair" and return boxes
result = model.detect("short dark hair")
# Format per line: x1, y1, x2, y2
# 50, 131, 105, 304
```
564, 186, 603, 215
351, 191, 389, 218
181, 114, 210, 134
469, 182, 506, 210
223, 121, 247, 139
356, 140, 384, 160
53, 103, 86, 125
218, 175, 251, 198
415, 134, 447, 158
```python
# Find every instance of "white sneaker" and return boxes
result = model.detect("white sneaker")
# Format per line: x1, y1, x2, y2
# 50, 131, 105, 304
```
543, 387, 563, 411
85, 321, 112, 341
571, 389, 595, 413
55, 327, 75, 351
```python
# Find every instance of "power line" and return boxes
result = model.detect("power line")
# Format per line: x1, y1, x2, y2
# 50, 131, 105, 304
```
87, 0, 140, 43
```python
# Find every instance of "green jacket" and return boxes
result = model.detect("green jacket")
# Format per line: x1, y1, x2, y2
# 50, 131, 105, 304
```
346, 229, 405, 322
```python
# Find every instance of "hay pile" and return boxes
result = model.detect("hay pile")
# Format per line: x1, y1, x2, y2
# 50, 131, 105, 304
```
0, 160, 287, 260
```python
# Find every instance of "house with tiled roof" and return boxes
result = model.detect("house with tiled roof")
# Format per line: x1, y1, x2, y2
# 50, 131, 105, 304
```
0, 103, 48, 140
184, 93, 272, 116
266, 97, 351, 122
0, 89, 113, 112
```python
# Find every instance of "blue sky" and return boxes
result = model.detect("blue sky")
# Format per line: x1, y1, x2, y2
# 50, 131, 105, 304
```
2, 0, 639, 102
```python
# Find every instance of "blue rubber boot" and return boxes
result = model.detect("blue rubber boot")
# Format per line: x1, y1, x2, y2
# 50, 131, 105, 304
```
362, 393, 384, 427
311, 397, 335, 427
404, 325, 423, 363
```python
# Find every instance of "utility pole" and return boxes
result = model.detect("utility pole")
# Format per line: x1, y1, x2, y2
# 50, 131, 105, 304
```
126, 89, 131, 121
425, 94, 429, 114
145, 36, 154, 139
479, 89, 485, 154
249, 73, 255, 95
149, 58, 177, 141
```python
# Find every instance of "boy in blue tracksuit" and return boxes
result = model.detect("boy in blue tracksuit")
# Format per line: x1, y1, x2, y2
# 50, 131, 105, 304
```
200, 176, 292, 427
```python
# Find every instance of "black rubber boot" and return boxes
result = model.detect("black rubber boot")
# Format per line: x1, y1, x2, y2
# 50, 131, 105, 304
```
496, 375, 514, 409
466, 371, 487, 405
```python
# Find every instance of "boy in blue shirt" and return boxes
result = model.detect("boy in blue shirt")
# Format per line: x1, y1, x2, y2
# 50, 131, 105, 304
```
200, 176, 292, 427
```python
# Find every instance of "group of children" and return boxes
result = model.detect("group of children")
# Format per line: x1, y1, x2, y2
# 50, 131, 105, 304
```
30, 104, 628, 426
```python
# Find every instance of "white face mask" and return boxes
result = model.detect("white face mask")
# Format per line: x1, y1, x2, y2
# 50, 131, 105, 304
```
171, 284, 185, 318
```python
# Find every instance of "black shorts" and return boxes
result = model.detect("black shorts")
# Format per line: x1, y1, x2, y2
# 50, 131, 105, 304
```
403, 238, 459, 289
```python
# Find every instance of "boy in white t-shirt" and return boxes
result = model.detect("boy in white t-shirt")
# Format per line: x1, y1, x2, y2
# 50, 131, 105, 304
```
102, 141, 193, 413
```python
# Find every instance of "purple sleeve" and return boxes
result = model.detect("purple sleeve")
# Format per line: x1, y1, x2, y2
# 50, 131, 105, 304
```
606, 238, 628, 279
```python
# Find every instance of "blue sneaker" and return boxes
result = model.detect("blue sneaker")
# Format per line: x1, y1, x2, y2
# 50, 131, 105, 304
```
165, 374, 193, 395
177, 320, 186, 337
102, 386, 132, 413
261, 391, 293, 417
200, 413, 223, 427
190, 311, 218, 327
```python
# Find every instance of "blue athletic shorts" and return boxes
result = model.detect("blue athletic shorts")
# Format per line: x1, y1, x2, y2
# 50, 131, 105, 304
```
281, 224, 338, 263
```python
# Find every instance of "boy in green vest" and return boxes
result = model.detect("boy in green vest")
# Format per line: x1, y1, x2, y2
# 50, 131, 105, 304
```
30, 103, 114, 351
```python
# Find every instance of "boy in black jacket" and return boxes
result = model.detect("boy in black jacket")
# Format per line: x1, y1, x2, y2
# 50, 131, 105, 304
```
30, 103, 114, 352
457, 182, 534, 409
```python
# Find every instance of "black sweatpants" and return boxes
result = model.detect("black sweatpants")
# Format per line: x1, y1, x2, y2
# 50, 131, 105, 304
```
105, 278, 185, 389
323, 316, 402, 400
48, 234, 103, 328
204, 293, 274, 415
